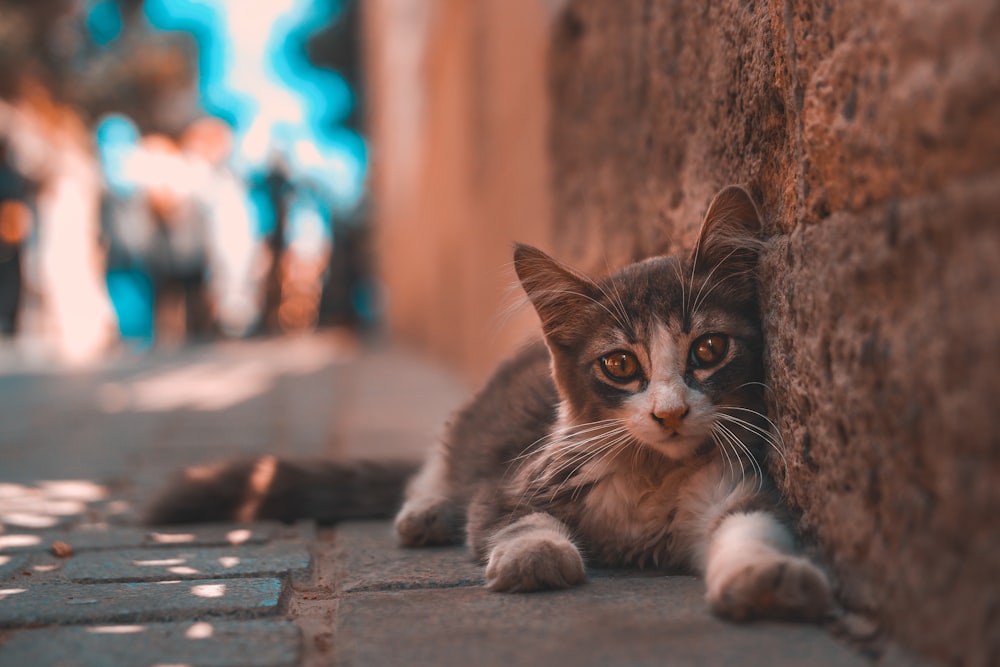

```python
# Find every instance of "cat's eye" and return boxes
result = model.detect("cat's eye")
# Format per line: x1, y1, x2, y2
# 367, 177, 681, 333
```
690, 334, 729, 368
600, 351, 641, 382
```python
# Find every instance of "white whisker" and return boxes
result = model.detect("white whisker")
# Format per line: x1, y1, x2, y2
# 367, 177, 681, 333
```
733, 381, 774, 395
714, 421, 763, 494
710, 427, 738, 492
689, 247, 747, 319
716, 407, 786, 449
535, 288, 630, 333
507, 420, 634, 513
596, 267, 634, 336
715, 412, 788, 473
712, 424, 748, 483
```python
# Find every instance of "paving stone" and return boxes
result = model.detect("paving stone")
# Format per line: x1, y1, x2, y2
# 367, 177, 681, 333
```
0, 522, 279, 554
0, 577, 284, 628
335, 577, 867, 667
62, 542, 311, 583
0, 554, 28, 582
332, 521, 666, 593
334, 521, 483, 592
0, 619, 301, 667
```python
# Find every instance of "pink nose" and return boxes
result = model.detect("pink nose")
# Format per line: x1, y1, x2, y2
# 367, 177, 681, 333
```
652, 405, 689, 432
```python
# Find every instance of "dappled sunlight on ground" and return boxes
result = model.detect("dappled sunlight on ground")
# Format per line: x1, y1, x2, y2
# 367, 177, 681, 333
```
0, 535, 42, 550
0, 480, 110, 530
95, 334, 357, 413
185, 621, 214, 638
86, 625, 147, 634
190, 583, 227, 598
147, 533, 197, 545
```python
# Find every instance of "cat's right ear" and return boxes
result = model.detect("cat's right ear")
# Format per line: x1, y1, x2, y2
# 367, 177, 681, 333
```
513, 244, 598, 347
690, 185, 764, 277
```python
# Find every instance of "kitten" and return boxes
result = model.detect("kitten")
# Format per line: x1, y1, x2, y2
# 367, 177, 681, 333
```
147, 185, 832, 621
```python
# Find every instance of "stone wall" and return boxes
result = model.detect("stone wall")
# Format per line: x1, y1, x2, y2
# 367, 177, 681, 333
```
365, 1, 1000, 663
548, 1, 1000, 665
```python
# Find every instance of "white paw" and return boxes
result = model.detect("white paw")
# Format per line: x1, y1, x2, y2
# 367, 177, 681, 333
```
708, 554, 833, 621
394, 497, 457, 547
485, 533, 586, 593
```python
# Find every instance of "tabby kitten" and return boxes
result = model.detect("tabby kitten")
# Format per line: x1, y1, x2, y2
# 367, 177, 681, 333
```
147, 185, 832, 621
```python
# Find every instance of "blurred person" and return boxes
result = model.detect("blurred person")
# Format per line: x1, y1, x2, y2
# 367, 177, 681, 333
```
97, 114, 157, 347
179, 117, 261, 338
140, 132, 214, 344
22, 82, 117, 364
0, 138, 34, 337
255, 155, 293, 334
319, 199, 378, 330
277, 183, 331, 333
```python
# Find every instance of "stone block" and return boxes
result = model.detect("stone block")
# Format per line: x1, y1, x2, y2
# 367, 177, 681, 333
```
335, 577, 866, 667
0, 577, 284, 627
759, 175, 1000, 664
0, 619, 300, 667
62, 542, 311, 583
0, 522, 279, 554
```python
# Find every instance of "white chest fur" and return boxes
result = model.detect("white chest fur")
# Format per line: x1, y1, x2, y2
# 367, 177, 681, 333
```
576, 463, 688, 567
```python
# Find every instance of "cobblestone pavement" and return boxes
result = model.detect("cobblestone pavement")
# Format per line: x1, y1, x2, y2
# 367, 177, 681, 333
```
0, 334, 892, 666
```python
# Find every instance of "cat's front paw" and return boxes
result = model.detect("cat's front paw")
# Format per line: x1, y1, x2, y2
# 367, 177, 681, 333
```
394, 497, 457, 547
708, 554, 833, 621
485, 533, 586, 593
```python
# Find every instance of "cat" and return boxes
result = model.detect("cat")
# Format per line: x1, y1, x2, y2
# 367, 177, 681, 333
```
146, 185, 833, 621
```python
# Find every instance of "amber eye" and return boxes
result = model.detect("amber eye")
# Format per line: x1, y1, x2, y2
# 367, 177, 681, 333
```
600, 351, 641, 382
691, 334, 729, 368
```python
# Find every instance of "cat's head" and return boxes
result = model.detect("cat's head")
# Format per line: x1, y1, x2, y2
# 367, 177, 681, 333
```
514, 185, 766, 461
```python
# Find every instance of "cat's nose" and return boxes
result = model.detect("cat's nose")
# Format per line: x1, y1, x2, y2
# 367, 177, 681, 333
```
652, 405, 690, 432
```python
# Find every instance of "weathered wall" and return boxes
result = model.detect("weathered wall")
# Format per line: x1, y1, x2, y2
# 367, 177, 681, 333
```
363, 0, 554, 382
548, 1, 1000, 665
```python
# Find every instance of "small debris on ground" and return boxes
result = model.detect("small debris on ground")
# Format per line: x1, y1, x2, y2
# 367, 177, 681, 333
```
50, 541, 74, 558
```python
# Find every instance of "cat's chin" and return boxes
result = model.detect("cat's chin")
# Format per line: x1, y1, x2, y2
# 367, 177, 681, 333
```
641, 435, 706, 462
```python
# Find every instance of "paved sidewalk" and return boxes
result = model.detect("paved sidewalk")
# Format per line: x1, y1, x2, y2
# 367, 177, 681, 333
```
0, 334, 896, 666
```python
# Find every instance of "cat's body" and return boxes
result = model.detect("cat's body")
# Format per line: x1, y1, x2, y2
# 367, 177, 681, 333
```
147, 186, 833, 621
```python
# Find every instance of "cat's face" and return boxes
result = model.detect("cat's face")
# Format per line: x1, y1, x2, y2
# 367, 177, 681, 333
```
551, 257, 763, 460
515, 186, 766, 462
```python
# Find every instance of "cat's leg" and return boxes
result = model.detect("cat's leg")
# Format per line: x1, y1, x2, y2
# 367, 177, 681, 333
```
704, 510, 833, 621
482, 512, 586, 592
394, 445, 460, 546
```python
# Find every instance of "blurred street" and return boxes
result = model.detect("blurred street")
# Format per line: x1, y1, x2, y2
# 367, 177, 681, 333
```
0, 332, 463, 498
0, 334, 886, 666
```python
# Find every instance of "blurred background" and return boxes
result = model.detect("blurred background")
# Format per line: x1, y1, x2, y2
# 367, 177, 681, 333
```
0, 0, 556, 379
0, 0, 462, 368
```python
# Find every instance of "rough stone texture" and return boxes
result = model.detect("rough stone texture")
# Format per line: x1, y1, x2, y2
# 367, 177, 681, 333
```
545, 2, 1000, 665
0, 555, 27, 582
0, 619, 301, 667
333, 521, 483, 592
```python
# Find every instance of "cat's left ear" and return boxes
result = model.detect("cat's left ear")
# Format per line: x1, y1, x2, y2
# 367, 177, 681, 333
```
514, 244, 599, 348
691, 185, 764, 276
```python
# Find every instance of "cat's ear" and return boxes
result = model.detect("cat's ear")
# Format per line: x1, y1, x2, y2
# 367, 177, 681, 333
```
691, 185, 764, 276
514, 244, 598, 347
